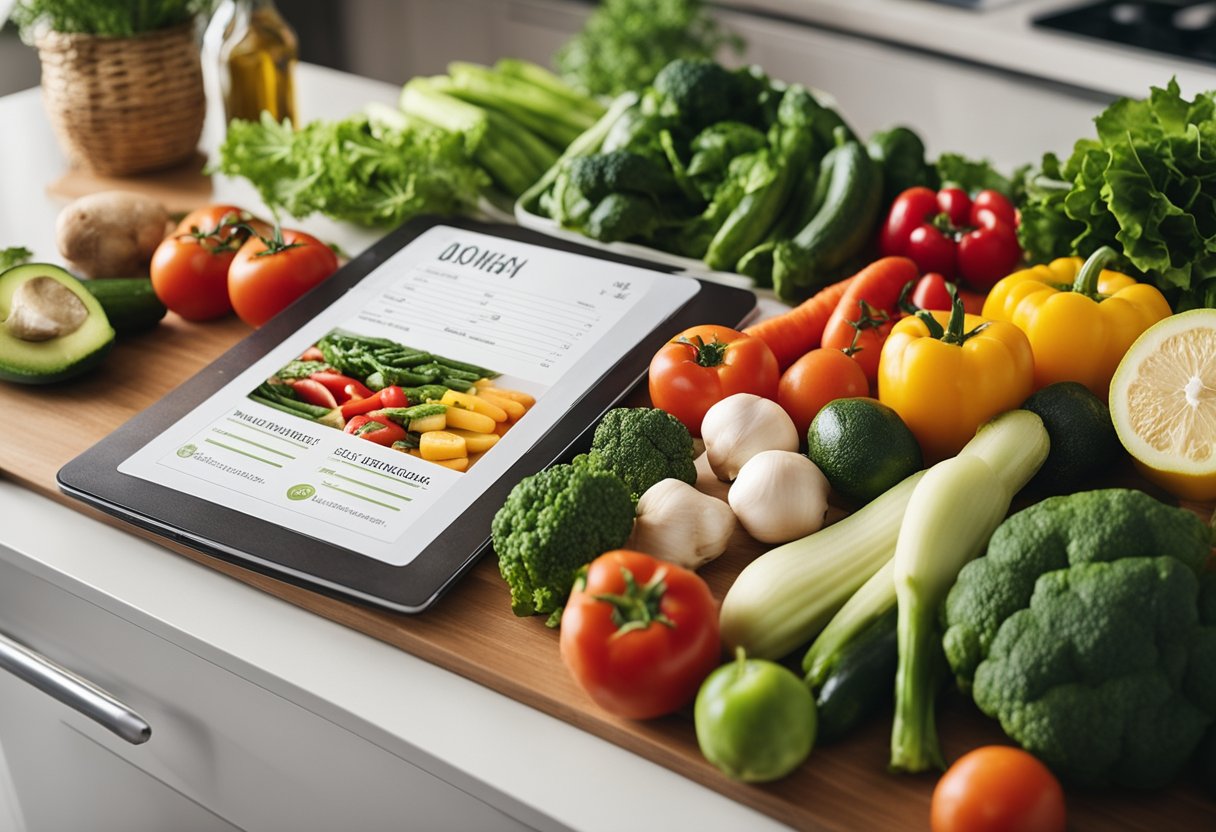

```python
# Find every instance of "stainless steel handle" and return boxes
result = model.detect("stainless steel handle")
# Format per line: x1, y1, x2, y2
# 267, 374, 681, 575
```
0, 631, 151, 745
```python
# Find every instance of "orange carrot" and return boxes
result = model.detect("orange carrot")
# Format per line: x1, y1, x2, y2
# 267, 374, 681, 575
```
744, 275, 856, 369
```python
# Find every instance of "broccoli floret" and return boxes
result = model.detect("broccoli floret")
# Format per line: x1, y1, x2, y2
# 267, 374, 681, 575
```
686, 122, 767, 181
941, 489, 1216, 788
647, 58, 767, 131
551, 151, 686, 243
587, 407, 697, 501
491, 461, 635, 619
567, 150, 678, 203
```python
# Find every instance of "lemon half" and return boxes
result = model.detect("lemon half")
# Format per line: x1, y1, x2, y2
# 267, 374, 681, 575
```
1110, 309, 1216, 500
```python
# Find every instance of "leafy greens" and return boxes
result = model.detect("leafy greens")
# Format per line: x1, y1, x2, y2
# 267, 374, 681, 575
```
1018, 79, 1216, 309
0, 247, 32, 271
554, 0, 744, 98
214, 113, 490, 228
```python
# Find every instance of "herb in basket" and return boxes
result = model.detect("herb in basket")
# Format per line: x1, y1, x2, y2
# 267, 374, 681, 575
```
10, 0, 208, 38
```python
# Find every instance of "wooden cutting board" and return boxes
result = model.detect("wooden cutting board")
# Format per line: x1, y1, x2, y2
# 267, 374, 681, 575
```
1, 310, 1213, 831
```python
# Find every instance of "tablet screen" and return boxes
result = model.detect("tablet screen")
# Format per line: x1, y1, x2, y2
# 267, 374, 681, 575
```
117, 225, 699, 568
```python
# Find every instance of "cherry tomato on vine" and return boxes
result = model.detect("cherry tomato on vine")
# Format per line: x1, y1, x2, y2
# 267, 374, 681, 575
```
931, 746, 1066, 832
175, 204, 268, 242
648, 325, 779, 436
560, 549, 720, 720
972, 189, 1018, 228
228, 228, 339, 328
777, 348, 869, 438
936, 187, 972, 228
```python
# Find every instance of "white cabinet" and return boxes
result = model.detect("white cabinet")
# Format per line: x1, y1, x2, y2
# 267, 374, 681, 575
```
715, 9, 1106, 170
0, 555, 531, 832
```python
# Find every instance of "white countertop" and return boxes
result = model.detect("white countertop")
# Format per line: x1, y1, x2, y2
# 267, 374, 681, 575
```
0, 64, 787, 832
729, 0, 1216, 99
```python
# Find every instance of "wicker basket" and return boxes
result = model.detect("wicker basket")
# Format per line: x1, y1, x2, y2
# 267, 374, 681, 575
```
36, 23, 205, 177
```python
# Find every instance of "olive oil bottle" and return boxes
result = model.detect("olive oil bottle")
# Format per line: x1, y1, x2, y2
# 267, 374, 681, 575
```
207, 0, 298, 124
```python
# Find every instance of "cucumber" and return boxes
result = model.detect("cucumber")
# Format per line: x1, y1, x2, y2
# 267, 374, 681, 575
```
81, 277, 166, 334
771, 140, 884, 301
814, 606, 897, 744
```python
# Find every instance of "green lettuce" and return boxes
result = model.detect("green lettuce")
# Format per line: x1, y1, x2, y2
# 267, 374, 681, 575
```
1018, 79, 1216, 309
215, 113, 490, 228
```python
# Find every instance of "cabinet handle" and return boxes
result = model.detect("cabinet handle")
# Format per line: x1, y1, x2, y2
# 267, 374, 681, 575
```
0, 631, 151, 745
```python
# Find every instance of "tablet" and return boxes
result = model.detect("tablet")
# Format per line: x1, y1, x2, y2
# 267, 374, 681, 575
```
58, 218, 757, 613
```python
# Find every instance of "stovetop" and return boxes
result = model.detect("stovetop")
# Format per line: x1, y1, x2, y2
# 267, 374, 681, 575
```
1034, 0, 1216, 65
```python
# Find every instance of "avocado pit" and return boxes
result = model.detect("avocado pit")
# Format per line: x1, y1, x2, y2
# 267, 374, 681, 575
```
4, 275, 90, 341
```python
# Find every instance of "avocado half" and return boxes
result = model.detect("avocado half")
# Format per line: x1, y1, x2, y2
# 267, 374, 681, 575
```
0, 263, 115, 384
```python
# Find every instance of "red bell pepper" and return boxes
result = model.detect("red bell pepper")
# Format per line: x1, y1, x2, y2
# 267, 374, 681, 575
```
339, 385, 408, 419
879, 187, 1022, 292
289, 378, 338, 409
309, 371, 373, 403
343, 414, 407, 446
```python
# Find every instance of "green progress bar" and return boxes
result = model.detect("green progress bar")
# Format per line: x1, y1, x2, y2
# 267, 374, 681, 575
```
317, 468, 412, 502
322, 481, 401, 511
204, 438, 283, 468
213, 428, 295, 459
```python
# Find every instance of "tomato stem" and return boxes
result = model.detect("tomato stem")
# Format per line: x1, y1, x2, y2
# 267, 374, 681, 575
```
593, 566, 675, 638
245, 222, 304, 258
179, 214, 247, 254
842, 300, 890, 357
677, 335, 729, 368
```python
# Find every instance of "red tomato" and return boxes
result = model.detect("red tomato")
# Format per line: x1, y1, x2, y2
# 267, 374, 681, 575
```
907, 224, 958, 279
777, 348, 870, 437
972, 189, 1018, 229
957, 215, 1022, 292
931, 746, 1066, 832
879, 186, 939, 257
228, 229, 339, 328
149, 234, 237, 321
648, 325, 779, 436
560, 549, 720, 720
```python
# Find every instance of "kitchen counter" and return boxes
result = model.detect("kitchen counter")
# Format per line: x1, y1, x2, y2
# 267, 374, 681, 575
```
0, 64, 785, 832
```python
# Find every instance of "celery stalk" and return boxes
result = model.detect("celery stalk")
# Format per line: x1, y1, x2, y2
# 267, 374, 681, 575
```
889, 454, 1009, 773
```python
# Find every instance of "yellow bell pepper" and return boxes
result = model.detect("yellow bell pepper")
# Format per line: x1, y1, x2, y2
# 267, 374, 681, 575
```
981, 246, 1171, 399
879, 290, 1034, 463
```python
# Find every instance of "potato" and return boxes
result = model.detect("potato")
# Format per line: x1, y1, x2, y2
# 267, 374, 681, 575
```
56, 191, 172, 278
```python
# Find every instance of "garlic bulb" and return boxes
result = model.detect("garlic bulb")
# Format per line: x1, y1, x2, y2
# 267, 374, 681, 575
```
701, 393, 799, 481
627, 478, 736, 570
728, 450, 829, 544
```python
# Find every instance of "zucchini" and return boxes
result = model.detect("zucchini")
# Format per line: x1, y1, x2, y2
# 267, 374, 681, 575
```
770, 140, 883, 301
81, 277, 166, 334
718, 409, 1049, 661
814, 606, 897, 744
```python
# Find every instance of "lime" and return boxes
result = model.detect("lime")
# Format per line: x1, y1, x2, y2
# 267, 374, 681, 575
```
807, 397, 922, 505
1109, 309, 1216, 500
1021, 382, 1120, 492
